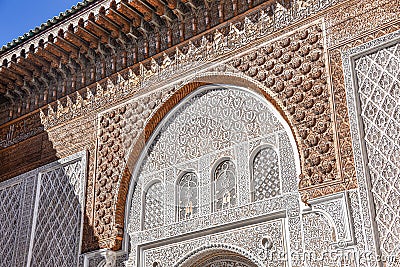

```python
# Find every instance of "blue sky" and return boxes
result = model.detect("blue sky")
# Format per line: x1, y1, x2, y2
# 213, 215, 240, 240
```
0, 0, 80, 47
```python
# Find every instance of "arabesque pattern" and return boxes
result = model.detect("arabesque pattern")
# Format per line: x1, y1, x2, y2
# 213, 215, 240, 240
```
354, 41, 400, 257
203, 261, 253, 267
127, 86, 298, 266
142, 220, 285, 267
44, 18, 356, 248
302, 212, 336, 267
143, 182, 164, 230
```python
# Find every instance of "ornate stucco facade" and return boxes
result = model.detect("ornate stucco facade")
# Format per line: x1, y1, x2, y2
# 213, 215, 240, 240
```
0, 0, 399, 266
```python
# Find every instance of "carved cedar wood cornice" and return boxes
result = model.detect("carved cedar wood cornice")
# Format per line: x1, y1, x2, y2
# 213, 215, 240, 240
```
0, 0, 287, 123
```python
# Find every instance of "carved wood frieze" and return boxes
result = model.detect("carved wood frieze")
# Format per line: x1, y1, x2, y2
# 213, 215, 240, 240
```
0, 112, 43, 149
0, 0, 291, 124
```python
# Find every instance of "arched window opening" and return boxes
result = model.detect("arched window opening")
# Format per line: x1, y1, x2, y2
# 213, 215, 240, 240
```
213, 160, 236, 212
143, 181, 164, 230
177, 172, 198, 221
251, 147, 280, 201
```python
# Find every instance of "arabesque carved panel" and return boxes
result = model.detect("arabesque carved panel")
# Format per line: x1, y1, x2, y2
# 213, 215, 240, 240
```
227, 22, 351, 199
142, 219, 285, 267
89, 19, 359, 249
353, 40, 400, 258
125, 85, 300, 266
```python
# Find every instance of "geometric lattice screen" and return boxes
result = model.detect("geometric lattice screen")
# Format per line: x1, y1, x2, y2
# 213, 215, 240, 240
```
251, 147, 280, 201
0, 151, 86, 267
143, 181, 164, 230
354, 41, 400, 257
29, 159, 85, 267
0, 180, 28, 267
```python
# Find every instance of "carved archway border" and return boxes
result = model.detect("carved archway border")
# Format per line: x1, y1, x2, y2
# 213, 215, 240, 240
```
175, 243, 263, 267
192, 72, 301, 166
99, 22, 359, 250
115, 75, 302, 242
114, 81, 208, 247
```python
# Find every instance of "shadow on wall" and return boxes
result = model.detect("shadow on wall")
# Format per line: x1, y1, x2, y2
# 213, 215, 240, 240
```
0, 113, 101, 259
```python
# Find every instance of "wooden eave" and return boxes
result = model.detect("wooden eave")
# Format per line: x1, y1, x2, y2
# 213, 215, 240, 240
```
0, 0, 278, 123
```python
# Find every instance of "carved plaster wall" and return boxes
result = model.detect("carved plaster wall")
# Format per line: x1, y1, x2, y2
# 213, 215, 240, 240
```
180, 248, 259, 267
72, 18, 359, 249
0, 0, 397, 252
123, 85, 299, 266
343, 30, 400, 265
3, 8, 398, 265
0, 151, 87, 267
143, 220, 285, 267
104, 83, 361, 267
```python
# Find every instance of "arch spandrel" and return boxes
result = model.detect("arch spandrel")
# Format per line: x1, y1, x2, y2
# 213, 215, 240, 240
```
123, 84, 297, 265
136, 86, 287, 176
94, 22, 356, 250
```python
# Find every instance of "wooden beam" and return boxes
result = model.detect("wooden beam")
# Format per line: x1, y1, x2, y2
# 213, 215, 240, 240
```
118, 1, 145, 27
127, 0, 154, 22
98, 13, 123, 38
76, 25, 100, 48
0, 67, 24, 86
64, 29, 91, 53
36, 47, 61, 68
44, 42, 71, 63
0, 74, 13, 88
54, 35, 80, 58
87, 18, 112, 43
0, 81, 7, 94
27, 52, 51, 71
9, 61, 34, 81
17, 56, 43, 77
108, 6, 132, 31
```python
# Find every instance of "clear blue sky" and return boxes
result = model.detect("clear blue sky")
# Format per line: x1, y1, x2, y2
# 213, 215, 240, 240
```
0, 0, 80, 47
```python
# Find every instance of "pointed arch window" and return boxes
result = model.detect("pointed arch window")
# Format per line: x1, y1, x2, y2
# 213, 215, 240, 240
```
251, 147, 280, 201
213, 160, 236, 212
177, 172, 198, 221
143, 181, 164, 230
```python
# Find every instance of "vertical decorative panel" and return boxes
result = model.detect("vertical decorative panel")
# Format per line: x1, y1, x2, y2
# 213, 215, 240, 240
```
353, 41, 400, 257
0, 152, 86, 267
143, 181, 164, 230
0, 181, 24, 267
0, 174, 37, 267
177, 173, 198, 221
251, 147, 280, 201
29, 159, 85, 267
213, 160, 236, 212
